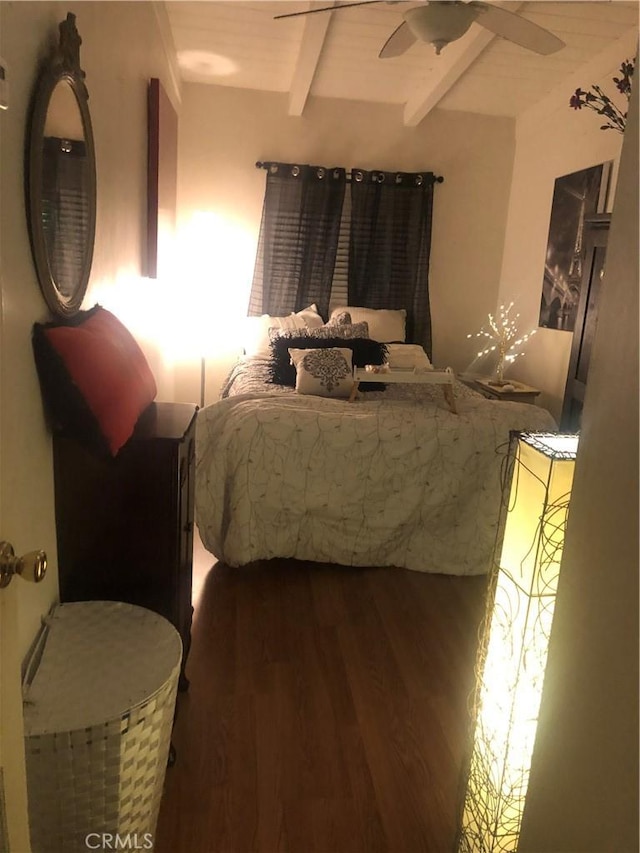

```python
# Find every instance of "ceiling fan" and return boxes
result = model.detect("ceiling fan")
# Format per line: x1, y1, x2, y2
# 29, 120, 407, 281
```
274, 1, 565, 57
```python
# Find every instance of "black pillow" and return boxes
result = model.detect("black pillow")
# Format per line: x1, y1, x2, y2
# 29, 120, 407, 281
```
269, 334, 387, 389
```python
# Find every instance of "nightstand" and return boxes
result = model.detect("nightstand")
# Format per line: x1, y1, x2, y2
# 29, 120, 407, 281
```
465, 378, 541, 405
54, 402, 198, 690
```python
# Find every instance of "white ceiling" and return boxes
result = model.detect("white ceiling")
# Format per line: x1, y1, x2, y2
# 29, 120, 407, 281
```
164, 1, 639, 125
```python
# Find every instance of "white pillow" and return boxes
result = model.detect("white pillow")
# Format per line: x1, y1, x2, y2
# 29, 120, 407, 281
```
288, 347, 354, 398
294, 304, 325, 329
243, 304, 323, 356
329, 306, 406, 342
385, 343, 433, 371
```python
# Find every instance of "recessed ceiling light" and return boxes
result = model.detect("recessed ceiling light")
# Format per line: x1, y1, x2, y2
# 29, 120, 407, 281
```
177, 50, 237, 77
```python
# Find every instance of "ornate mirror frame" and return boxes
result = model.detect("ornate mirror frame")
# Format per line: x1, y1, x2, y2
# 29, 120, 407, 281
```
26, 12, 96, 317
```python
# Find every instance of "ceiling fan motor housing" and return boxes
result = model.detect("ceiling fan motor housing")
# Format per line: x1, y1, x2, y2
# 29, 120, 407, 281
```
404, 3, 478, 53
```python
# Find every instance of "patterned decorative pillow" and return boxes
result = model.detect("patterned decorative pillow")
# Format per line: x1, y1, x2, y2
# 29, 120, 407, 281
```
268, 334, 387, 388
269, 321, 369, 344
288, 347, 354, 398
325, 311, 352, 326
329, 306, 406, 342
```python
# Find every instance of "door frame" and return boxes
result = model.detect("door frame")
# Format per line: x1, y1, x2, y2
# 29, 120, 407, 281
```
561, 213, 611, 430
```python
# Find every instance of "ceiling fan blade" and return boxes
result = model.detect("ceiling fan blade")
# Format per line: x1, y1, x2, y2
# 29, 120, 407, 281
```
274, 1, 385, 20
379, 20, 417, 58
471, 2, 565, 55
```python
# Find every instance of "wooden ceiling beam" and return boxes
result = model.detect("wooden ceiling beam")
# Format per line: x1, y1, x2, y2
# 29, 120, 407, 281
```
288, 1, 335, 116
403, 1, 524, 127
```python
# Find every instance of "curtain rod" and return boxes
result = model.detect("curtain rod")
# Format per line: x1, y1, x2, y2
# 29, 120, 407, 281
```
255, 161, 444, 184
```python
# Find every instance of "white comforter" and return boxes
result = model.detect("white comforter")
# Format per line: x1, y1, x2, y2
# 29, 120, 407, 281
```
196, 365, 555, 575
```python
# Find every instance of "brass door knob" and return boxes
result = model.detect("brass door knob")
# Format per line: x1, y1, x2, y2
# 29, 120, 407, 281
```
0, 541, 47, 588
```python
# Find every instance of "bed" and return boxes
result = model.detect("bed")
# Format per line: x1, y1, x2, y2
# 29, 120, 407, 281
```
195, 342, 556, 576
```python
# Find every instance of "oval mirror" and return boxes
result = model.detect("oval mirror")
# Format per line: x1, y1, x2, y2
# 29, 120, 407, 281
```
26, 13, 96, 317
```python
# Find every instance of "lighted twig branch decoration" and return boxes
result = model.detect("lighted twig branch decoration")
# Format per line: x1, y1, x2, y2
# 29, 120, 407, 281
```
468, 303, 537, 385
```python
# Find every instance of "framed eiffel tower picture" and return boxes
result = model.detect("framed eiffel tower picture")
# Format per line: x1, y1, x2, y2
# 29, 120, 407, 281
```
538, 162, 610, 331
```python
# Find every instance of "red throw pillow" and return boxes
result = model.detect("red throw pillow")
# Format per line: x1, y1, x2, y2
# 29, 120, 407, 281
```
33, 305, 157, 455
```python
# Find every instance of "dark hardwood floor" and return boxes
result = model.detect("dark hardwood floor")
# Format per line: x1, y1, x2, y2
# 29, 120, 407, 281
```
155, 538, 487, 853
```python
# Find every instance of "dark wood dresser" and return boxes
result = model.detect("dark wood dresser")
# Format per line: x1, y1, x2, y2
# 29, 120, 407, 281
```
54, 401, 198, 689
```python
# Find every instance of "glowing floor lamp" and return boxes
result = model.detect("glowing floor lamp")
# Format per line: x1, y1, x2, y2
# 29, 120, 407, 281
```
458, 431, 579, 853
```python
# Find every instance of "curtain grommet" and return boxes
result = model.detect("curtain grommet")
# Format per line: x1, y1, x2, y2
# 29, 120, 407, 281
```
317, 168, 325, 179
395, 173, 403, 184
415, 174, 424, 186
291, 165, 300, 177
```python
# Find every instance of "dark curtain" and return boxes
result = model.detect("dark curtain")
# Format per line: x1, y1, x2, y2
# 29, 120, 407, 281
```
348, 169, 435, 358
42, 136, 91, 300
249, 163, 346, 319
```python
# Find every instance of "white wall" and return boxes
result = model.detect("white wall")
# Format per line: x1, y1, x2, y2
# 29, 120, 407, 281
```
518, 65, 638, 853
176, 84, 516, 403
497, 31, 636, 420
0, 0, 178, 665
79, 1, 181, 403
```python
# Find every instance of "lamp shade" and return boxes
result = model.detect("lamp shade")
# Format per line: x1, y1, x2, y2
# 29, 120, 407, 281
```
404, 5, 476, 54
458, 432, 579, 853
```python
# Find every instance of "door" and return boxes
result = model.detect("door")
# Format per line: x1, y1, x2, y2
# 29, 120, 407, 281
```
1, 6, 61, 849
0, 285, 32, 850
561, 214, 611, 431
0, 571, 31, 852
0, 168, 33, 853
0, 38, 32, 842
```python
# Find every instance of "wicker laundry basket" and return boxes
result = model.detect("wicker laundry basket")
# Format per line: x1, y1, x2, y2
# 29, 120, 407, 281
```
23, 601, 182, 853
